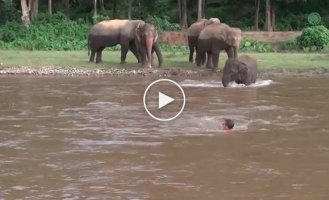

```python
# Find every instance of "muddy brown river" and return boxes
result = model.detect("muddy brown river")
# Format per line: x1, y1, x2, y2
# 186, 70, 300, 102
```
0, 75, 329, 200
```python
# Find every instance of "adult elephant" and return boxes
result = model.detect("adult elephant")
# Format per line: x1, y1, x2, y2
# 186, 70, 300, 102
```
196, 23, 242, 69
187, 18, 220, 63
222, 55, 258, 87
135, 23, 163, 68
87, 19, 145, 63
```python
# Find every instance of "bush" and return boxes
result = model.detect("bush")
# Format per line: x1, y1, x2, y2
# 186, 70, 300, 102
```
278, 39, 298, 52
297, 25, 329, 51
0, 12, 90, 50
240, 39, 275, 53
147, 15, 182, 31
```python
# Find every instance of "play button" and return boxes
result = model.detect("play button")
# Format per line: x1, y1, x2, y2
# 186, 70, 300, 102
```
158, 92, 174, 109
143, 79, 186, 121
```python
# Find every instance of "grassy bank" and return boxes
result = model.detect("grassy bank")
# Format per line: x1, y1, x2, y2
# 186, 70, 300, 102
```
0, 50, 329, 72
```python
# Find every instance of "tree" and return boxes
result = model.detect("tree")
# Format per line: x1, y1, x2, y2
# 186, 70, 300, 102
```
20, 0, 38, 27
29, 0, 38, 20
197, 0, 202, 20
99, 0, 105, 11
202, 0, 207, 18
48, 0, 52, 16
254, 0, 260, 30
264, 0, 273, 31
138, 0, 142, 19
181, 0, 187, 28
112, 0, 117, 19
177, 0, 182, 25
128, 0, 133, 19
20, 0, 30, 27
93, 0, 97, 23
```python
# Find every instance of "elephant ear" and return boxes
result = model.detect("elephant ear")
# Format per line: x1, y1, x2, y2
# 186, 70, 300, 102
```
135, 23, 143, 42
238, 63, 249, 82
154, 29, 159, 42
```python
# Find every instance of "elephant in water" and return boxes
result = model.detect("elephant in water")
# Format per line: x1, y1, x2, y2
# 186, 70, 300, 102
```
222, 55, 258, 87
196, 23, 242, 69
187, 18, 220, 63
135, 23, 163, 68
87, 19, 145, 63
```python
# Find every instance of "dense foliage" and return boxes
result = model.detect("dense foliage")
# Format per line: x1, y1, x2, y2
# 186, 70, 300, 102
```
0, 0, 329, 52
0, 13, 89, 50
297, 25, 329, 51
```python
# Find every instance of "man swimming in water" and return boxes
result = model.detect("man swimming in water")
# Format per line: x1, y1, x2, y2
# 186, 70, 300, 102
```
220, 119, 235, 130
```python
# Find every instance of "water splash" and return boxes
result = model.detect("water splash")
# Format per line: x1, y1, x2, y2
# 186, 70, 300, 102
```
180, 79, 273, 88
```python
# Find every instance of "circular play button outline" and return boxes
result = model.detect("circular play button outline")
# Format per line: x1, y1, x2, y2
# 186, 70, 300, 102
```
143, 79, 186, 122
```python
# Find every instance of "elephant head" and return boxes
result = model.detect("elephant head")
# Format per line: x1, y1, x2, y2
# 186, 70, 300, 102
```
222, 55, 258, 87
135, 23, 162, 68
225, 27, 242, 58
187, 18, 220, 63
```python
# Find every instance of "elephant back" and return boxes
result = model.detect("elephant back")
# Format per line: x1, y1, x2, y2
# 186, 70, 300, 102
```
187, 20, 208, 37
198, 22, 231, 40
187, 18, 220, 37
238, 55, 257, 69
120, 20, 145, 40
89, 19, 130, 36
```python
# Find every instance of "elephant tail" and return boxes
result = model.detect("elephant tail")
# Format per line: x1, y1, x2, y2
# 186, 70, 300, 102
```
87, 38, 90, 56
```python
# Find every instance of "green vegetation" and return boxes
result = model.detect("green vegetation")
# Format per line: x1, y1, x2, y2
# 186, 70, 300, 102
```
0, 0, 328, 63
240, 40, 276, 53
0, 13, 89, 50
1, 50, 328, 72
297, 25, 329, 51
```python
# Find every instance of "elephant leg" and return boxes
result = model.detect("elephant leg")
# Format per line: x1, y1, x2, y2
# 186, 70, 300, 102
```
206, 51, 212, 69
95, 47, 105, 63
196, 50, 204, 67
189, 46, 194, 63
201, 47, 207, 65
211, 51, 220, 69
89, 51, 96, 62
129, 42, 140, 63
120, 41, 130, 64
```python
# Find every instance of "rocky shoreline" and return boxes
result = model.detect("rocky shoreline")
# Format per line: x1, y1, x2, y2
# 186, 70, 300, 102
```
0, 66, 328, 78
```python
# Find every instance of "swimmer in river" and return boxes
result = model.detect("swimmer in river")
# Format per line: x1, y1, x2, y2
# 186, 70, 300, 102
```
220, 119, 235, 130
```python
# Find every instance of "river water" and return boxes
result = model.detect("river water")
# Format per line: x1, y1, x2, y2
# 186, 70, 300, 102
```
0, 75, 328, 200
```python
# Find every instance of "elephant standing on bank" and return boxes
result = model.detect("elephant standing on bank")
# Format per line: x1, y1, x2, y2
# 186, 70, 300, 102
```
222, 55, 258, 87
135, 23, 163, 68
196, 23, 242, 69
187, 18, 220, 63
87, 19, 145, 63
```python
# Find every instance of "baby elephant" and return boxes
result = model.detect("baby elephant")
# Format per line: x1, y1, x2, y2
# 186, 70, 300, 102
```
222, 55, 258, 87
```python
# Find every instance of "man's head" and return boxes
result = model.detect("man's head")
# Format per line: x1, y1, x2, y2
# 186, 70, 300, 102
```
221, 119, 235, 130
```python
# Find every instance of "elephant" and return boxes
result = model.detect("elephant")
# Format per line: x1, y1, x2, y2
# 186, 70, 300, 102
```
87, 19, 145, 63
196, 23, 242, 69
187, 18, 220, 63
222, 55, 258, 87
135, 23, 163, 68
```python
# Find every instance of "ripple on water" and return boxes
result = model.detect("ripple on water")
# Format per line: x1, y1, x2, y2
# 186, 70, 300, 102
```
180, 79, 274, 88
70, 139, 163, 147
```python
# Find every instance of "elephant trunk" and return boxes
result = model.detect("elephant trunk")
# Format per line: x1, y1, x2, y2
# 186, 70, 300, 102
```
153, 43, 163, 67
233, 46, 238, 58
145, 32, 153, 68
222, 74, 231, 87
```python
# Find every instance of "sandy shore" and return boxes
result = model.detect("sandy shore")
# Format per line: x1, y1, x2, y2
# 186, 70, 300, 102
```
0, 66, 328, 78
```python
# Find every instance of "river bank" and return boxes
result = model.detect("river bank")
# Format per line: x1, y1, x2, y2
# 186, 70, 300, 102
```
1, 65, 328, 78
0, 50, 328, 77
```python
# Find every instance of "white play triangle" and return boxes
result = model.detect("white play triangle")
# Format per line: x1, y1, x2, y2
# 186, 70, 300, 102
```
158, 92, 175, 109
